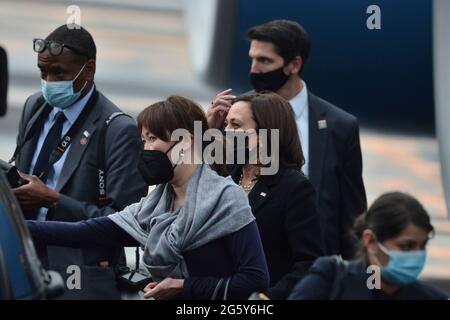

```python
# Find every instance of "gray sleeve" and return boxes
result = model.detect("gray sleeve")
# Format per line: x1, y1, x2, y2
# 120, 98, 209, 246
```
108, 196, 150, 245
14, 94, 40, 168
16, 97, 29, 147
54, 115, 148, 221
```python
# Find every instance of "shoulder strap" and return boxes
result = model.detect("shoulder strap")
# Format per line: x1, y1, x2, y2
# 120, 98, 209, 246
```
9, 95, 47, 164
211, 278, 224, 300
329, 255, 349, 300
97, 111, 140, 271
97, 111, 133, 206
222, 277, 231, 300
211, 277, 231, 300
28, 95, 46, 120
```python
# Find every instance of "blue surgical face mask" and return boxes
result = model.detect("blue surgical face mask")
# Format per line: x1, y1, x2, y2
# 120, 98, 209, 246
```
41, 63, 88, 109
377, 242, 426, 286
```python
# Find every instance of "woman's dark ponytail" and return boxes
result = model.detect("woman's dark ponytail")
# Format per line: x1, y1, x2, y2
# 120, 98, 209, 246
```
353, 192, 434, 258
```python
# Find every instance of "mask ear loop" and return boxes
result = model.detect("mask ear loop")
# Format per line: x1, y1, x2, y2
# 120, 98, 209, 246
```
73, 63, 88, 94
369, 234, 390, 267
164, 140, 180, 155
377, 242, 391, 256
166, 139, 186, 170
177, 148, 185, 164
74, 63, 87, 80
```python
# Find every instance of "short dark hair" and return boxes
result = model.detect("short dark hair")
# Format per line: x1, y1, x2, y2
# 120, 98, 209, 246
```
137, 96, 227, 176
353, 192, 435, 256
45, 24, 96, 64
247, 20, 310, 75
137, 96, 208, 143
233, 92, 305, 170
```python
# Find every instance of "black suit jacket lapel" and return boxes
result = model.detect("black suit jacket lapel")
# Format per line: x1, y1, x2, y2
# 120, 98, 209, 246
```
308, 92, 328, 196
248, 179, 271, 213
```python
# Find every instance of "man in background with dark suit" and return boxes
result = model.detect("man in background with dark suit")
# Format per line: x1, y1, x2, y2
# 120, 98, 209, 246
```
208, 20, 367, 259
12, 24, 147, 299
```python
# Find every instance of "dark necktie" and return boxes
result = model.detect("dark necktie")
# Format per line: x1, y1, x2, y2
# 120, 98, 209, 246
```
33, 111, 66, 183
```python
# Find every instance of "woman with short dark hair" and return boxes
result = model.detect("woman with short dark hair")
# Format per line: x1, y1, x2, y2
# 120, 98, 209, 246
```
289, 192, 448, 300
224, 91, 325, 299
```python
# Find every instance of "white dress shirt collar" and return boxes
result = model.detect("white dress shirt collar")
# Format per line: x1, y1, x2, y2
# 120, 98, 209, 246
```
48, 85, 94, 126
290, 80, 308, 120
289, 80, 310, 177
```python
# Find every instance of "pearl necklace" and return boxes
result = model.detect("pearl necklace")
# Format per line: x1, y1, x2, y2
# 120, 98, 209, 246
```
239, 174, 258, 193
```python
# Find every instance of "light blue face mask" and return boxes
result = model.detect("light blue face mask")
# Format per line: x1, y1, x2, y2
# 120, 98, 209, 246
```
377, 242, 426, 286
41, 63, 88, 109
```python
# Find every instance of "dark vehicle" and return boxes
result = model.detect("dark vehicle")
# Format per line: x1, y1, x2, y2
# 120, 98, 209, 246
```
0, 171, 63, 299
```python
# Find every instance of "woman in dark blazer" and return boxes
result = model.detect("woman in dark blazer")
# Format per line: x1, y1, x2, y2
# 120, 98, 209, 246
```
223, 92, 325, 299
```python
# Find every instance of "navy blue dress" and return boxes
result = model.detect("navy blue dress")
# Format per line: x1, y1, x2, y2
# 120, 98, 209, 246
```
289, 256, 449, 300
27, 217, 269, 300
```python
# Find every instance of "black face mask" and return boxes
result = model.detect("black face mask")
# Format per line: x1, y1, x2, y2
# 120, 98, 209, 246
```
224, 131, 258, 165
249, 66, 290, 92
138, 142, 180, 186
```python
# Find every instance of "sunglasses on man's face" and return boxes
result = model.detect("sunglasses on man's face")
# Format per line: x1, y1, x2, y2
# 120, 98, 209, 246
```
33, 38, 88, 58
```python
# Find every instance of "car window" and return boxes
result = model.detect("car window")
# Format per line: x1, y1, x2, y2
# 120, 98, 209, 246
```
0, 172, 45, 299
